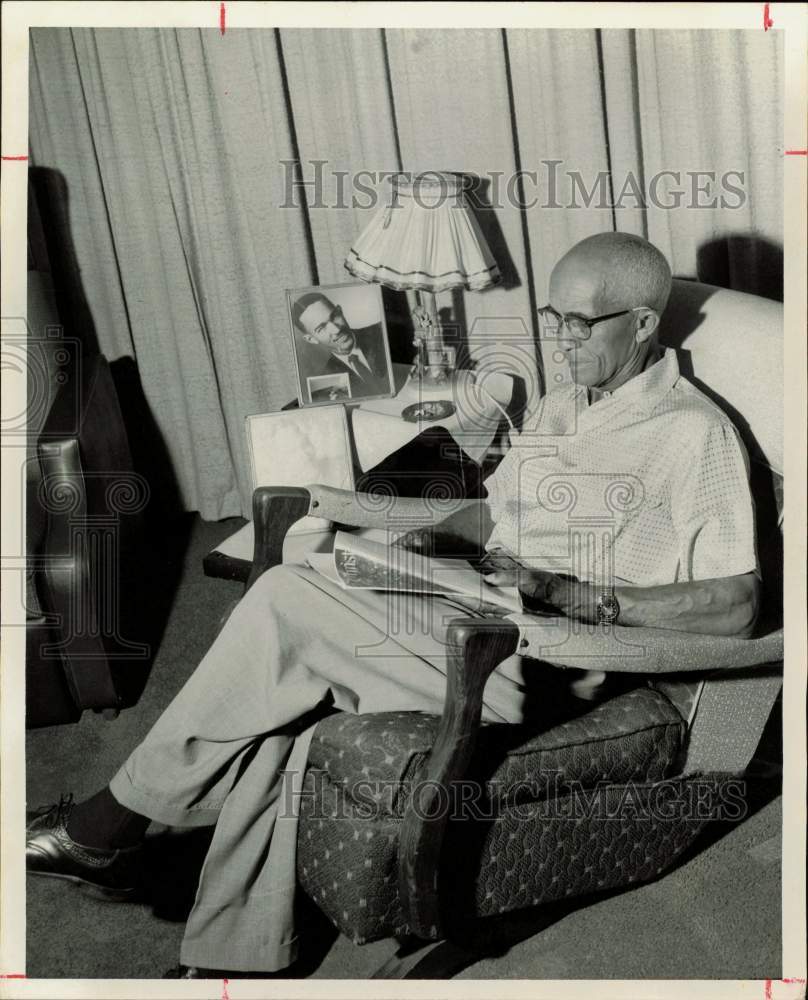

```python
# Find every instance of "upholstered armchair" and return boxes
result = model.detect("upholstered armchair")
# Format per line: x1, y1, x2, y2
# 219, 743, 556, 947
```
248, 279, 783, 977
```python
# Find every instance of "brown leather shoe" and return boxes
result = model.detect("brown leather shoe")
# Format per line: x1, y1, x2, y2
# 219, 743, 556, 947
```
26, 795, 142, 901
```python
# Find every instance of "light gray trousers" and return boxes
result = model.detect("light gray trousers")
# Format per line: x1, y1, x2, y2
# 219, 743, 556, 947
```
109, 563, 533, 971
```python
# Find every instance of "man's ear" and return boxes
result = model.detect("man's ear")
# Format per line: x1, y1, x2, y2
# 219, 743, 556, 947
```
633, 307, 660, 343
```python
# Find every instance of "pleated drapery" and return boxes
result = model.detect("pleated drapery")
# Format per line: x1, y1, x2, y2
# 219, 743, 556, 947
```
28, 28, 783, 519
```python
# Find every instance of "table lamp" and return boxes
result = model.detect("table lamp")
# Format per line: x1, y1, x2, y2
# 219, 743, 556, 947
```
345, 172, 500, 386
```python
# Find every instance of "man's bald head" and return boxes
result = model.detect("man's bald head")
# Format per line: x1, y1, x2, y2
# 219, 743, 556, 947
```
553, 232, 672, 316
548, 234, 670, 392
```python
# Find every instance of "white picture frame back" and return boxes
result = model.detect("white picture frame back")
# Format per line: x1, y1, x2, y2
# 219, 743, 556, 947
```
245, 404, 356, 534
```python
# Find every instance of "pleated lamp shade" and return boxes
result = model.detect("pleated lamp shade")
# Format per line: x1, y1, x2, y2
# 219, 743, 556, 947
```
345, 172, 500, 294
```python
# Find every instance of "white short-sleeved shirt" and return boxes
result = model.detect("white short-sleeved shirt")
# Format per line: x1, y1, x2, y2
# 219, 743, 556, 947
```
484, 349, 758, 588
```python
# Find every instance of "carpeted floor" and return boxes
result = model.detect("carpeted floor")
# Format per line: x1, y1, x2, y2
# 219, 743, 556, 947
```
25, 515, 782, 980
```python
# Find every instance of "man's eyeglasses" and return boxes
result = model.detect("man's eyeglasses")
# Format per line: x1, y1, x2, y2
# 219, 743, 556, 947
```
537, 304, 640, 341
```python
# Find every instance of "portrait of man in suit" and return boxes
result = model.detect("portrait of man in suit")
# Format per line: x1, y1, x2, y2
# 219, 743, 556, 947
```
289, 284, 394, 404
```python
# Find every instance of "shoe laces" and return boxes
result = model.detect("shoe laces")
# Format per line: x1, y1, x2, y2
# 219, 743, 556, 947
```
31, 793, 74, 828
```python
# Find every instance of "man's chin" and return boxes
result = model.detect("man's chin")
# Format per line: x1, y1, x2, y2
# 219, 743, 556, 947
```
567, 361, 593, 386
567, 355, 603, 387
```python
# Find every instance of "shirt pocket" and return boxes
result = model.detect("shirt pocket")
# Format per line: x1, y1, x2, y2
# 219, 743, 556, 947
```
613, 489, 678, 586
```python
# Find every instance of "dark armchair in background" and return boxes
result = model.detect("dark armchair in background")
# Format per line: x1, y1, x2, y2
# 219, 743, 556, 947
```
25, 176, 155, 728
26, 342, 152, 728
245, 279, 784, 977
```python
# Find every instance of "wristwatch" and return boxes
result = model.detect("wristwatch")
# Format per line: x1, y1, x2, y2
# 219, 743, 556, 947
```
596, 591, 620, 625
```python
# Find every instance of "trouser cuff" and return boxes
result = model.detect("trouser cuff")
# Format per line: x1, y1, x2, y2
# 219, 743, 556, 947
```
109, 768, 222, 828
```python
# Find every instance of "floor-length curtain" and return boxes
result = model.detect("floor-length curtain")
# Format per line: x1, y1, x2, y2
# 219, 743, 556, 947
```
30, 28, 319, 519
631, 29, 782, 295
28, 27, 783, 520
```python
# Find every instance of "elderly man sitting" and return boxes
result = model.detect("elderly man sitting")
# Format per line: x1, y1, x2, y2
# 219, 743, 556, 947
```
26, 233, 760, 979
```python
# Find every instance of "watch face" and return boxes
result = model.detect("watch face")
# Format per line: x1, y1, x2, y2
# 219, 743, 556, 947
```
598, 593, 620, 623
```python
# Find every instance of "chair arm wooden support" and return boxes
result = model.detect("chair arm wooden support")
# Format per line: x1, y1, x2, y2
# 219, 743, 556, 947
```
248, 486, 313, 590
397, 616, 520, 940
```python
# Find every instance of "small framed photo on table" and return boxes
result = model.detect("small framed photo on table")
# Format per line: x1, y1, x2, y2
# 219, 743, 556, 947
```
306, 372, 351, 402
286, 281, 395, 407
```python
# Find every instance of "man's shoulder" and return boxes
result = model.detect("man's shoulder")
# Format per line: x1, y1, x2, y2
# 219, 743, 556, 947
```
355, 324, 383, 345
659, 370, 742, 440
355, 325, 388, 377
540, 382, 580, 407
649, 375, 745, 461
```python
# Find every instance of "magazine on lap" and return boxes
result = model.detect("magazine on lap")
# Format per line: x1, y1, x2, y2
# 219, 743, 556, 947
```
306, 530, 528, 615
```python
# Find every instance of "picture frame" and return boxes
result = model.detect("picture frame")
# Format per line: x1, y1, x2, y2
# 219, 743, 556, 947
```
285, 281, 396, 407
306, 372, 351, 403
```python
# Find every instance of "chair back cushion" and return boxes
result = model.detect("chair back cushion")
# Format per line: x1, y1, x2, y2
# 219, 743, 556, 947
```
659, 279, 782, 474
657, 280, 783, 774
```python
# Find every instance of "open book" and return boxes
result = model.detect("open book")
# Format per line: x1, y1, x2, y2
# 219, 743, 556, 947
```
306, 530, 526, 615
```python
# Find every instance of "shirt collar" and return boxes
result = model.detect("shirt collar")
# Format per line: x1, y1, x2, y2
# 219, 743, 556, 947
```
575, 348, 680, 415
335, 346, 369, 369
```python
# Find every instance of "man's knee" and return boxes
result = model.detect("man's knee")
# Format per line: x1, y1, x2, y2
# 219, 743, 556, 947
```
249, 564, 290, 593
240, 563, 310, 612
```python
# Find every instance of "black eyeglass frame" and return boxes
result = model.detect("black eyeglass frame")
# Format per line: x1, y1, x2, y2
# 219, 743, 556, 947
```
537, 304, 643, 340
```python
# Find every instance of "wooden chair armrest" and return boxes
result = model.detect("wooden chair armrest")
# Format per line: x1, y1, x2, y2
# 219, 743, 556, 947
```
397, 615, 520, 939
305, 483, 478, 530
506, 614, 784, 674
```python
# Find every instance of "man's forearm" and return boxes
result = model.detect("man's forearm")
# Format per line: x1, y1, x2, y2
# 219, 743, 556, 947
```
547, 573, 761, 638
616, 575, 761, 636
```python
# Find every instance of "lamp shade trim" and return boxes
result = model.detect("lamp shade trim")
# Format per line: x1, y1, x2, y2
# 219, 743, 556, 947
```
344, 251, 500, 293
389, 172, 468, 193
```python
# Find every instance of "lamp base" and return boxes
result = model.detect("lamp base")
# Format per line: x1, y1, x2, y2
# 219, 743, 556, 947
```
408, 366, 451, 388
409, 341, 456, 388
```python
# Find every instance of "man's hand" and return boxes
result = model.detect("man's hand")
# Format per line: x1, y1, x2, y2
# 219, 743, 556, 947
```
392, 522, 488, 562
391, 529, 435, 555
479, 548, 594, 615
477, 548, 523, 584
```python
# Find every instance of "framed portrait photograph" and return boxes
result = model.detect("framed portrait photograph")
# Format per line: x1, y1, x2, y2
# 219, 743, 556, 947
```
286, 281, 395, 406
